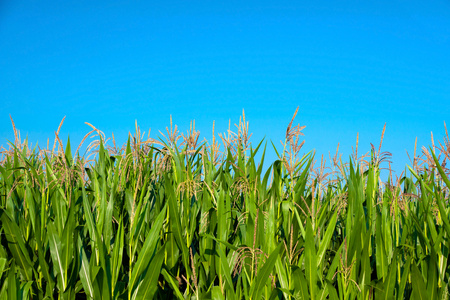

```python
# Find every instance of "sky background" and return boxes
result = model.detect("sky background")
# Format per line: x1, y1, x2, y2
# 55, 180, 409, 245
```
1, 0, 450, 178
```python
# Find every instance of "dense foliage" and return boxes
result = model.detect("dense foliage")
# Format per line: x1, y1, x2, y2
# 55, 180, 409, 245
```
1, 111, 450, 299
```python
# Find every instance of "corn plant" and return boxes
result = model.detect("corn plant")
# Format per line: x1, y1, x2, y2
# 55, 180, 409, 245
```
1, 112, 450, 299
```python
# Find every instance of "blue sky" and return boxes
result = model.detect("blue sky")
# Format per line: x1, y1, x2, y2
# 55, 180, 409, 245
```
1, 0, 450, 177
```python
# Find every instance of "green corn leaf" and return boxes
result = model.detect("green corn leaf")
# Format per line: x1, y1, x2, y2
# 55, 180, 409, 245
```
0, 210, 33, 282
375, 215, 388, 280
81, 184, 96, 243
217, 246, 236, 300
411, 263, 429, 300
65, 136, 73, 166
317, 209, 337, 268
0, 258, 6, 278
292, 266, 310, 300
326, 280, 338, 300
61, 203, 76, 285
134, 247, 165, 299
34, 215, 55, 296
103, 185, 115, 254
161, 269, 185, 300
91, 265, 103, 299
94, 267, 112, 300
48, 223, 67, 291
274, 257, 289, 299
129, 205, 167, 293
24, 185, 37, 233
249, 243, 282, 300
78, 237, 94, 299
211, 286, 226, 300
305, 219, 318, 300
7, 261, 17, 300
383, 252, 397, 300
111, 217, 124, 295
19, 281, 33, 300
431, 148, 450, 189
398, 257, 411, 300
200, 234, 239, 251
165, 175, 191, 277
325, 240, 344, 282
426, 248, 438, 300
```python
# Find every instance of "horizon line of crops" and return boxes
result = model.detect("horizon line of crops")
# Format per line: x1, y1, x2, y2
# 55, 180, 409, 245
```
1, 108, 450, 299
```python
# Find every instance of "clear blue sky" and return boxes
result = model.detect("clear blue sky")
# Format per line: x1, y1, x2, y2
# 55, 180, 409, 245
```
1, 0, 450, 177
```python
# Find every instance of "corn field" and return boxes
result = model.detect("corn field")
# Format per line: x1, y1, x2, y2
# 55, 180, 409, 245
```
1, 109, 450, 299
